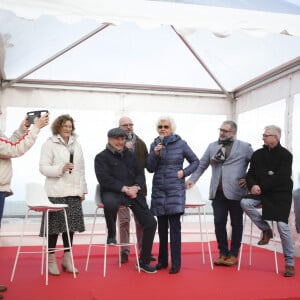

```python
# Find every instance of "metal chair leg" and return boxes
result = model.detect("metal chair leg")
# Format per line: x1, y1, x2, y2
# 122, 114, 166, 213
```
10, 209, 30, 282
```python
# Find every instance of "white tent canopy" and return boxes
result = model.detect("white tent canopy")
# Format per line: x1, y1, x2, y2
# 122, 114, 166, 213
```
1, 0, 300, 96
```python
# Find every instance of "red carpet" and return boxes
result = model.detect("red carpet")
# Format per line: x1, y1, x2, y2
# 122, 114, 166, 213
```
0, 242, 299, 300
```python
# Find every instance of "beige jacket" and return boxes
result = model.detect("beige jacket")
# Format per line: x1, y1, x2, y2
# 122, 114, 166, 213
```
39, 134, 87, 198
0, 125, 40, 192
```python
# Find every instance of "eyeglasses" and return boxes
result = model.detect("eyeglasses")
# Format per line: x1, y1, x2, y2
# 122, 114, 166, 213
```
120, 123, 134, 127
219, 128, 232, 133
158, 125, 169, 129
262, 134, 275, 138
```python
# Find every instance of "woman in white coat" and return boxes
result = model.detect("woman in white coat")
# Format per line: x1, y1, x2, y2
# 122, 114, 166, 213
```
39, 114, 87, 276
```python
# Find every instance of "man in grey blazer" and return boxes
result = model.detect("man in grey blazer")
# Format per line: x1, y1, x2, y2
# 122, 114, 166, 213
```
186, 120, 253, 266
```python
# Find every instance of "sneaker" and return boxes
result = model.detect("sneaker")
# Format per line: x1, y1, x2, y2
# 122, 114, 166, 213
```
136, 261, 157, 274
106, 236, 117, 246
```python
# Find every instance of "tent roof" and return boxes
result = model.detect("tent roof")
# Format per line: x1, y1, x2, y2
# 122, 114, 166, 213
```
1, 0, 300, 97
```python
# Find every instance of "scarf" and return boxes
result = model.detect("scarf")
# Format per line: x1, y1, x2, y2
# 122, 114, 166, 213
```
211, 137, 234, 164
126, 133, 137, 152
106, 143, 124, 156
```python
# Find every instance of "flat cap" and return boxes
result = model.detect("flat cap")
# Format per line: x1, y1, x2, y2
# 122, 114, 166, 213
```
107, 127, 127, 138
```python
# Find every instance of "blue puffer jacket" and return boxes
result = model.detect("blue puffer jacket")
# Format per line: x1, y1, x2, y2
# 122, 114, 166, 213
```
147, 135, 199, 216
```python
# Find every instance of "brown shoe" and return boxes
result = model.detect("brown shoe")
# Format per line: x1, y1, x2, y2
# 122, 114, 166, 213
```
0, 286, 6, 293
214, 255, 229, 266
223, 256, 238, 266
283, 265, 295, 277
258, 229, 273, 245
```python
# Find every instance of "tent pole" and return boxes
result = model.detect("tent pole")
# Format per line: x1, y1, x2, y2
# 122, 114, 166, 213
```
285, 75, 294, 153
1, 23, 111, 90
170, 25, 235, 103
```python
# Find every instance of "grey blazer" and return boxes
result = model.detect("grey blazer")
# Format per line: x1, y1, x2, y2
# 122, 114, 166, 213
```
189, 139, 253, 201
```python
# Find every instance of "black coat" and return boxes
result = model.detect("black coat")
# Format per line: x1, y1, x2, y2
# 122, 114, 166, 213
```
246, 143, 293, 223
94, 147, 145, 195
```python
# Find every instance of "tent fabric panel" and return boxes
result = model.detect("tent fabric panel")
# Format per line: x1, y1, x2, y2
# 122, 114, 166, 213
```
0, 0, 300, 36
0, 86, 232, 115
236, 70, 300, 114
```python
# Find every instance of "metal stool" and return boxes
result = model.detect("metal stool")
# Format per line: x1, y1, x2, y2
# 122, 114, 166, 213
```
85, 184, 140, 276
184, 203, 214, 270
238, 205, 278, 273
10, 183, 76, 285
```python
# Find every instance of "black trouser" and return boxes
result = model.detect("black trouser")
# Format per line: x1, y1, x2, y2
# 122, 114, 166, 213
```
48, 232, 74, 254
212, 190, 243, 257
157, 214, 181, 268
102, 192, 157, 264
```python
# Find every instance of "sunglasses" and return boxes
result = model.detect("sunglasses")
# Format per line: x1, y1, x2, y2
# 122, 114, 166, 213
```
158, 125, 169, 129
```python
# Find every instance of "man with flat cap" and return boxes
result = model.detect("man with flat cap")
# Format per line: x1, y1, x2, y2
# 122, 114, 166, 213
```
94, 128, 157, 273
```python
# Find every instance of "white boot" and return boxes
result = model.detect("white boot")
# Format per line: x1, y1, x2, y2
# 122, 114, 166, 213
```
61, 252, 78, 273
48, 253, 60, 276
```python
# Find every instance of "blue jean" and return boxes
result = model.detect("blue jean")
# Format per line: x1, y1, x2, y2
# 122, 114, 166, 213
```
212, 190, 243, 257
0, 192, 5, 227
157, 214, 181, 268
240, 197, 295, 266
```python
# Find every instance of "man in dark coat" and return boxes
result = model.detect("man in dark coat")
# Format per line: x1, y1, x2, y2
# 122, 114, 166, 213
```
94, 127, 157, 273
241, 125, 295, 277
118, 116, 156, 264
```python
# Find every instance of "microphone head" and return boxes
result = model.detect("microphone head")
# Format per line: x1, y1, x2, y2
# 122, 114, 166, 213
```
127, 134, 132, 140
159, 135, 164, 143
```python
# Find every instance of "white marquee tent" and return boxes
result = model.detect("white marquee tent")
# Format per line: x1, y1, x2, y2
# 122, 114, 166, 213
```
0, 0, 300, 251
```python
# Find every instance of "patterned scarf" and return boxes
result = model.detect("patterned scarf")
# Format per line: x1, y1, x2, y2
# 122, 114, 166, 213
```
211, 138, 234, 164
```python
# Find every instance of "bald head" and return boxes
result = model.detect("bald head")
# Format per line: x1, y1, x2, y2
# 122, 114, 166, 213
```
119, 116, 134, 135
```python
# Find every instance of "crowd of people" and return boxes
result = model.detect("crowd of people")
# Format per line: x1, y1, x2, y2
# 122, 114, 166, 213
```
0, 112, 297, 297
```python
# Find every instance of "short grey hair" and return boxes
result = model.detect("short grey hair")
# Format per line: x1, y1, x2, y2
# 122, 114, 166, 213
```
156, 115, 176, 134
222, 120, 237, 132
264, 125, 281, 140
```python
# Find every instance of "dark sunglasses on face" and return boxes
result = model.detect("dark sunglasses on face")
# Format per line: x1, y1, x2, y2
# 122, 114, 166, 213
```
158, 125, 169, 129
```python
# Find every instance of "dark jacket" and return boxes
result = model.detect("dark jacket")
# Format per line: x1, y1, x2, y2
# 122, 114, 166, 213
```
94, 147, 145, 195
246, 143, 293, 223
147, 134, 199, 217
135, 134, 148, 196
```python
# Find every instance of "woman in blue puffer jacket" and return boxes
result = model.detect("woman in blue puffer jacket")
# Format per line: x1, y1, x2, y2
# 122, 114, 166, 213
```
147, 116, 199, 274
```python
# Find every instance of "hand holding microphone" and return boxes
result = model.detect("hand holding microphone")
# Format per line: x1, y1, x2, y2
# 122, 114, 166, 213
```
63, 150, 74, 174
154, 135, 164, 156
69, 149, 74, 174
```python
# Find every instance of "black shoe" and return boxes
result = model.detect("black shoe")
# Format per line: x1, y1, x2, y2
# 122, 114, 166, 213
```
169, 266, 180, 274
106, 236, 117, 246
120, 252, 128, 264
150, 254, 157, 261
155, 262, 168, 270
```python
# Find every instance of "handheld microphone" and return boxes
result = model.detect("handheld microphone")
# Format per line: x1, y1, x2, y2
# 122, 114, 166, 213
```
158, 135, 164, 157
69, 149, 74, 174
